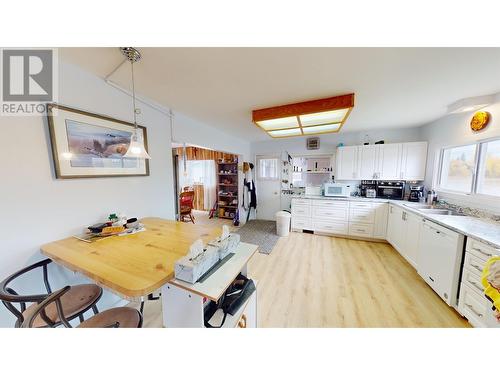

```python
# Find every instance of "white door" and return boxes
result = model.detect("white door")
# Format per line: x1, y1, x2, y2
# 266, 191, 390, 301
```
373, 202, 388, 239
255, 155, 281, 221
336, 146, 358, 180
357, 145, 378, 180
401, 142, 428, 180
387, 204, 404, 250
378, 144, 402, 180
403, 211, 421, 268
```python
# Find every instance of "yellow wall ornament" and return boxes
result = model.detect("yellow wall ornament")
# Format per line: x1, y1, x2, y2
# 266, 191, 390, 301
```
470, 111, 490, 132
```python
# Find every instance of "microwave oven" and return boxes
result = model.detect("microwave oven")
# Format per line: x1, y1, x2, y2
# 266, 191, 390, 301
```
323, 183, 350, 197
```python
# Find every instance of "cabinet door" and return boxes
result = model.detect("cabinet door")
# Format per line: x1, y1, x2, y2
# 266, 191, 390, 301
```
401, 142, 427, 180
387, 205, 403, 248
336, 146, 358, 180
357, 145, 379, 180
378, 144, 402, 180
373, 203, 388, 239
403, 211, 421, 268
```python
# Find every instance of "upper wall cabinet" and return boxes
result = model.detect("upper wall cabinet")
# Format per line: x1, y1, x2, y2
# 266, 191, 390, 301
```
336, 145, 359, 180
336, 141, 427, 181
400, 142, 428, 180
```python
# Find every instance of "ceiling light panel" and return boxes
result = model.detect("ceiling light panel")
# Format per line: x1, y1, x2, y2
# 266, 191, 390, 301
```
252, 94, 355, 138
299, 108, 349, 127
268, 128, 302, 138
302, 123, 341, 134
255, 116, 299, 130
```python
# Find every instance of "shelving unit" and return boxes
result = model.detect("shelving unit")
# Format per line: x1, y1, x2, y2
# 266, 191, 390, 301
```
216, 158, 239, 220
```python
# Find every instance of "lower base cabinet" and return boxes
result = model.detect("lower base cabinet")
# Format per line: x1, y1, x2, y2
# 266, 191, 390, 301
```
291, 198, 387, 240
458, 238, 500, 328
387, 205, 419, 268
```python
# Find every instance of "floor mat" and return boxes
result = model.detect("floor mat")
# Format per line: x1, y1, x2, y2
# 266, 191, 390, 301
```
236, 220, 279, 255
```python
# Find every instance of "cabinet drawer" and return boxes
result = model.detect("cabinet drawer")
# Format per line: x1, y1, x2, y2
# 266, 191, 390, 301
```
458, 283, 489, 328
312, 199, 349, 209
292, 198, 311, 207
350, 201, 373, 209
291, 217, 312, 231
313, 219, 348, 235
349, 208, 375, 224
312, 206, 348, 220
292, 205, 312, 217
466, 238, 500, 262
464, 252, 486, 277
348, 223, 374, 238
462, 267, 486, 296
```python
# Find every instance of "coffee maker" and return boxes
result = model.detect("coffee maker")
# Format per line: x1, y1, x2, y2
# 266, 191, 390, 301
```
408, 185, 424, 202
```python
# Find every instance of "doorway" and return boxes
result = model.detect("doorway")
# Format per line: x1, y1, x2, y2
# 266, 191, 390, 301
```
172, 144, 242, 225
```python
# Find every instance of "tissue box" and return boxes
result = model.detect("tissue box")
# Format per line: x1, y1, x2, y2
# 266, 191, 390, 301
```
174, 245, 220, 284
209, 233, 241, 260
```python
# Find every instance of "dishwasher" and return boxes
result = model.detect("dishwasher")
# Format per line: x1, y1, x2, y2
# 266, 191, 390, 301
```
417, 219, 465, 308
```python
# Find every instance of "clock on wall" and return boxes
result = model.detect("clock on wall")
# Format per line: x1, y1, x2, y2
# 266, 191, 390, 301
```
470, 111, 490, 132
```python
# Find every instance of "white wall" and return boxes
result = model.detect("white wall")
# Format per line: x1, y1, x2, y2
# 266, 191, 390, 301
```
421, 102, 500, 212
251, 127, 423, 157
0, 61, 250, 327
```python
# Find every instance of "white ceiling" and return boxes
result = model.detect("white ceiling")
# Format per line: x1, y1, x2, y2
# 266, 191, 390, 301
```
60, 48, 500, 142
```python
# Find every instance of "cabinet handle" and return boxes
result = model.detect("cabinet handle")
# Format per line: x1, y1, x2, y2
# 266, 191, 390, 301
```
472, 246, 493, 257
465, 304, 483, 318
469, 280, 483, 293
471, 264, 483, 273
238, 314, 247, 328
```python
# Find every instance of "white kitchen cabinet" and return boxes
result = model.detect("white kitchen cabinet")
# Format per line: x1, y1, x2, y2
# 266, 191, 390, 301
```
337, 142, 427, 181
357, 145, 379, 180
402, 211, 421, 268
377, 143, 403, 180
386, 205, 420, 269
373, 202, 388, 239
458, 238, 500, 328
386, 204, 404, 250
336, 146, 358, 180
400, 142, 427, 180
417, 219, 464, 306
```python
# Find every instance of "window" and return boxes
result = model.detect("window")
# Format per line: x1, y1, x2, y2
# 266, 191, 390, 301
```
477, 139, 500, 196
439, 144, 477, 193
257, 158, 279, 180
437, 138, 500, 197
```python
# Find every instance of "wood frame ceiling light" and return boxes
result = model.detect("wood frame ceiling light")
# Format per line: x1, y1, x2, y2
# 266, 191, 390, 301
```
252, 93, 355, 138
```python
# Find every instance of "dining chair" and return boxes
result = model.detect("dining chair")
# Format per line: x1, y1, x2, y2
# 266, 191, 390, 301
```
179, 191, 196, 223
21, 286, 143, 328
0, 258, 102, 328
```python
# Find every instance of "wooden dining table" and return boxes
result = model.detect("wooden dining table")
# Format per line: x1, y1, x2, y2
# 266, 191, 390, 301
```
40, 217, 222, 300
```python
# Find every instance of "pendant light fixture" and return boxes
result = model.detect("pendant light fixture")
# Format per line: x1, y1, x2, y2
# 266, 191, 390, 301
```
120, 47, 151, 159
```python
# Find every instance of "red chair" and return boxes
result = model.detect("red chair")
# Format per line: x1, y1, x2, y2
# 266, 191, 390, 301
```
179, 191, 195, 224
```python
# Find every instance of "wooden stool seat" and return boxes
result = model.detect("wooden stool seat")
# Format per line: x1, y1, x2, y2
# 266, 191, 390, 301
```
22, 284, 102, 327
77, 307, 142, 328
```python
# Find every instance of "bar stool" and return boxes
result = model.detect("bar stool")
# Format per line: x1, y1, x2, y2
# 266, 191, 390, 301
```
0, 259, 102, 328
21, 287, 143, 328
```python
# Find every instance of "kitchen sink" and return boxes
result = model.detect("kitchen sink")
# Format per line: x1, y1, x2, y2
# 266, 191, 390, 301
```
403, 203, 432, 209
417, 208, 465, 216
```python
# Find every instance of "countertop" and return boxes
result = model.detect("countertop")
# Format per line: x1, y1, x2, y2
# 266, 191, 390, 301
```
292, 195, 500, 248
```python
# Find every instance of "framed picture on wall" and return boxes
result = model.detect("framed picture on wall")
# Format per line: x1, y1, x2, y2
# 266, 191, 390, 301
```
47, 104, 150, 178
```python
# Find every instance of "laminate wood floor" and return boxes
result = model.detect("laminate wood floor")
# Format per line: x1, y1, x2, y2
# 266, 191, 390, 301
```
130, 226, 469, 328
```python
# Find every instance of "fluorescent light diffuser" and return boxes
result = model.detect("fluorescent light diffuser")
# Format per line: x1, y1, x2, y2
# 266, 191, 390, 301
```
256, 116, 299, 130
302, 123, 341, 134
252, 94, 355, 138
268, 128, 302, 137
299, 108, 349, 127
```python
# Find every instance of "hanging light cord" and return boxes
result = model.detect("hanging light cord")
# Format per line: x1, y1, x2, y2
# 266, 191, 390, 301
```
131, 61, 138, 131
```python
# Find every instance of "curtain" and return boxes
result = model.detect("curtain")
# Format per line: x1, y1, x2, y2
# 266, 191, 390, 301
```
178, 159, 216, 210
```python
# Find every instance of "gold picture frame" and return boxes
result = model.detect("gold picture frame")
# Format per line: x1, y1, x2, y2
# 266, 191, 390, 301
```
47, 103, 150, 179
